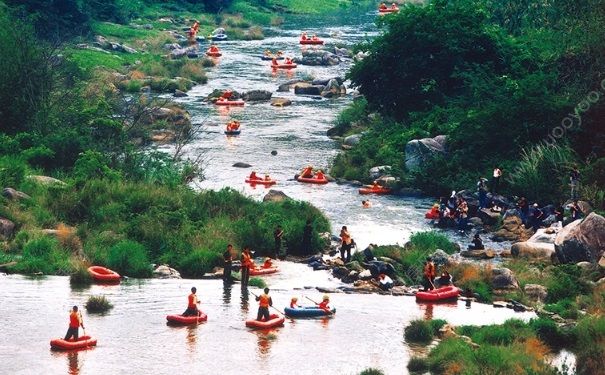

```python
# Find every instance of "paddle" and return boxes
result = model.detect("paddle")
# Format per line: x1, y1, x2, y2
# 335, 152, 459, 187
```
250, 292, 284, 317
78, 311, 86, 337
305, 296, 334, 315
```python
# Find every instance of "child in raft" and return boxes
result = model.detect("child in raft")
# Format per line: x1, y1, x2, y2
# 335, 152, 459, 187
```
256, 288, 273, 321
290, 297, 300, 309
263, 257, 273, 269
317, 295, 331, 312
182, 287, 202, 317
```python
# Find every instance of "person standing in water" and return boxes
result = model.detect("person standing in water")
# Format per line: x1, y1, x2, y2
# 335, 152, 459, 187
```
241, 247, 253, 290
64, 306, 85, 341
256, 288, 273, 321
223, 244, 234, 283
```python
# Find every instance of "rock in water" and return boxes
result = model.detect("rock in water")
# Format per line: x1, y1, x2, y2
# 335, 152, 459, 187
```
343, 134, 362, 147
232, 162, 252, 168
555, 212, 605, 263
263, 190, 290, 203
404, 135, 447, 170
271, 98, 292, 107
153, 265, 181, 279
271, 150, 278, 156
294, 83, 324, 96
243, 90, 272, 102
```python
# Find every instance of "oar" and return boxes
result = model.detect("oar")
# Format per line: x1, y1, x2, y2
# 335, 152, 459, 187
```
250, 292, 284, 317
305, 296, 334, 315
79, 311, 86, 337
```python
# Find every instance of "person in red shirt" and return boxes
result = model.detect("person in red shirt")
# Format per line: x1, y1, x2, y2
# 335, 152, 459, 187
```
182, 287, 201, 316
221, 90, 232, 99
64, 306, 84, 340
263, 257, 273, 268
241, 247, 254, 289
300, 165, 314, 178
271, 57, 279, 66
290, 297, 300, 309
315, 170, 325, 180
249, 171, 258, 180
301, 32, 308, 41
318, 295, 331, 312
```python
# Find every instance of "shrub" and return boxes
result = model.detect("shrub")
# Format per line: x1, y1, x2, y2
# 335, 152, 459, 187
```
0, 156, 27, 188
407, 357, 429, 372
106, 240, 152, 277
529, 318, 575, 349
69, 260, 92, 286
178, 249, 222, 278
85, 295, 113, 313
404, 319, 434, 345
409, 231, 458, 254
249, 277, 266, 288
359, 369, 384, 375
10, 236, 71, 275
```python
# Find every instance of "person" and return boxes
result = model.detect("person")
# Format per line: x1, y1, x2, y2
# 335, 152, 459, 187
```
371, 181, 380, 190
300, 165, 314, 178
468, 234, 484, 250
447, 191, 457, 211
256, 287, 273, 321
317, 295, 331, 312
437, 270, 452, 286
457, 199, 469, 232
223, 244, 233, 283
301, 32, 308, 40
231, 120, 240, 130
290, 297, 300, 309
439, 196, 448, 219
284, 57, 293, 65
64, 306, 85, 341
362, 200, 371, 208
192, 21, 200, 33
426, 203, 440, 220
517, 197, 529, 225
339, 226, 352, 263
530, 203, 545, 231
363, 244, 376, 262
209, 44, 220, 53
379, 2, 387, 10
183, 287, 201, 317
315, 170, 325, 180
221, 89, 232, 99
377, 273, 393, 291
491, 167, 502, 194
569, 200, 582, 222
271, 57, 279, 66
302, 219, 312, 255
311, 34, 318, 41
391, 3, 398, 9
264, 49, 272, 57
570, 164, 580, 200
273, 226, 283, 258
554, 205, 565, 225
249, 171, 258, 180
477, 177, 489, 209
240, 247, 253, 289
263, 257, 273, 269
423, 257, 436, 291
264, 174, 272, 182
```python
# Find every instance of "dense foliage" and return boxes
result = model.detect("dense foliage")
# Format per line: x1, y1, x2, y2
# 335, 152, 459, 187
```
334, 0, 605, 206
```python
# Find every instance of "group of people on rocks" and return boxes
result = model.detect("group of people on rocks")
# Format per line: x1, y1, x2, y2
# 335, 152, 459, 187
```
429, 192, 470, 232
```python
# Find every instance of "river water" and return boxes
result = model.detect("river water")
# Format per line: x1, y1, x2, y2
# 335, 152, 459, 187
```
0, 5, 540, 375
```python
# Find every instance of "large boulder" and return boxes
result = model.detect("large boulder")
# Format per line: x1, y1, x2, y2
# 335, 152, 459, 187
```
492, 216, 534, 242
2, 188, 31, 201
555, 212, 605, 263
0, 218, 15, 239
476, 208, 501, 226
511, 241, 555, 261
294, 83, 324, 96
320, 79, 346, 98
294, 50, 341, 66
491, 267, 519, 290
404, 135, 447, 170
232, 162, 252, 168
524, 284, 548, 303
271, 98, 292, 107
243, 90, 272, 102
27, 175, 66, 186
263, 190, 290, 203
529, 228, 557, 244
153, 265, 181, 279
343, 134, 362, 147
369, 166, 392, 180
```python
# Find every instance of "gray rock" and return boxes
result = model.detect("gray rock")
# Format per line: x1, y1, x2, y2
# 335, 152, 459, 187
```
528, 228, 557, 244
294, 50, 341, 66
263, 190, 290, 203
576, 261, 593, 271
27, 175, 66, 186
0, 218, 15, 239
597, 277, 605, 285
332, 266, 349, 278
404, 135, 447, 170
232, 162, 252, 168
346, 261, 365, 272
524, 284, 548, 303
511, 241, 555, 261
294, 83, 324, 96
343, 134, 362, 147
491, 268, 519, 290
430, 249, 450, 266
312, 77, 343, 86
369, 165, 392, 180
2, 188, 31, 200
173, 89, 188, 97
461, 249, 495, 259
277, 83, 291, 92
316, 287, 343, 294
153, 264, 181, 279
333, 47, 352, 58
476, 208, 501, 226
243, 90, 272, 102
555, 212, 605, 263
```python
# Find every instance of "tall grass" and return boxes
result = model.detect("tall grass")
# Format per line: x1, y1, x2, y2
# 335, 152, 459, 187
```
85, 295, 113, 313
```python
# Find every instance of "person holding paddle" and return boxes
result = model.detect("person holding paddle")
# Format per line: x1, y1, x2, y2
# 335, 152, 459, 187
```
423, 257, 436, 291
182, 287, 201, 317
318, 295, 331, 312
64, 306, 85, 341
255, 288, 273, 321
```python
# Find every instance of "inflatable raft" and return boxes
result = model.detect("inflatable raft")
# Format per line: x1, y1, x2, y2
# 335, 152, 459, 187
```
224, 130, 241, 136
284, 306, 336, 318
300, 39, 324, 45
415, 286, 460, 302
378, 8, 399, 13
297, 176, 329, 184
215, 99, 245, 106
206, 51, 222, 57
272, 63, 297, 69
87, 266, 120, 283
425, 208, 440, 220
166, 313, 208, 325
261, 55, 284, 61
250, 266, 278, 276
50, 335, 97, 351
358, 186, 392, 195
245, 178, 276, 186
245, 314, 285, 329
212, 34, 228, 41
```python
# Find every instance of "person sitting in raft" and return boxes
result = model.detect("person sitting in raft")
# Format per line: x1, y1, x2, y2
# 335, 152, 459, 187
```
182, 287, 201, 317
64, 306, 85, 341
300, 165, 314, 178
262, 257, 273, 269
311, 34, 319, 41
290, 297, 300, 309
377, 273, 394, 291
221, 89, 232, 99
362, 200, 372, 208
249, 171, 259, 180
468, 233, 485, 250
284, 57, 293, 65
317, 295, 331, 312
437, 270, 452, 286
256, 287, 273, 321
301, 32, 308, 40
315, 170, 325, 180
371, 181, 381, 190
264, 49, 272, 57
391, 3, 398, 9
229, 120, 240, 130
208, 44, 220, 53
264, 174, 272, 182
271, 57, 279, 66
276, 50, 284, 56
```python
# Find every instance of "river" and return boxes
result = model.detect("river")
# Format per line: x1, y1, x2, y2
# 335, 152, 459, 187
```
0, 4, 538, 375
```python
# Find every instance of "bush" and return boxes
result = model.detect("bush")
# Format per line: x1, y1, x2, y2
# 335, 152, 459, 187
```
85, 295, 113, 313
106, 240, 152, 277
69, 260, 92, 286
409, 231, 458, 254
529, 318, 575, 349
249, 277, 266, 288
10, 236, 71, 275
178, 249, 222, 278
404, 319, 434, 345
359, 369, 384, 375
0, 156, 27, 188
407, 357, 429, 373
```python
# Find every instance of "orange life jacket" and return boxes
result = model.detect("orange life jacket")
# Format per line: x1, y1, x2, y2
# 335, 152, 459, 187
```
242, 251, 253, 268
319, 301, 330, 310
259, 294, 270, 307
69, 312, 80, 328
188, 293, 197, 309
423, 262, 435, 278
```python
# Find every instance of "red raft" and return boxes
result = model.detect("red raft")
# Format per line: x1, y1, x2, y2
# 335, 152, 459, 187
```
272, 63, 297, 69
87, 266, 120, 283
378, 7, 399, 13
206, 51, 222, 57
358, 186, 392, 195
50, 335, 97, 351
300, 39, 324, 45
166, 313, 208, 325
245, 314, 285, 329
250, 266, 278, 276
297, 176, 328, 185
415, 286, 460, 302
215, 99, 245, 106
246, 178, 277, 186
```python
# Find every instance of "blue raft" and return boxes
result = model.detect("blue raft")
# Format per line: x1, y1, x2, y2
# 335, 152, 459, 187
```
284, 306, 336, 318
224, 130, 241, 136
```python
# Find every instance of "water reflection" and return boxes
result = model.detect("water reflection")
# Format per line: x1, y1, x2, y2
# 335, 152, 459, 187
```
186, 326, 197, 354
67, 351, 79, 375
240, 289, 250, 312
421, 303, 434, 321
254, 331, 277, 357
222, 283, 232, 305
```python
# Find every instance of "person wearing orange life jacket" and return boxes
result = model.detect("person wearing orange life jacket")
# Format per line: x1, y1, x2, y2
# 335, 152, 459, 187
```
301, 32, 308, 41
362, 200, 371, 208
371, 181, 380, 190
290, 297, 300, 309
423, 257, 436, 291
249, 171, 258, 180
263, 257, 273, 269
284, 57, 293, 65
256, 287, 273, 321
64, 306, 85, 341
221, 90, 232, 99
300, 165, 314, 178
311, 34, 319, 41
271, 57, 279, 67
379, 2, 387, 10
315, 170, 326, 180
209, 44, 220, 53
192, 21, 200, 33
241, 247, 254, 290
317, 295, 331, 312
264, 174, 272, 182
182, 287, 201, 316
